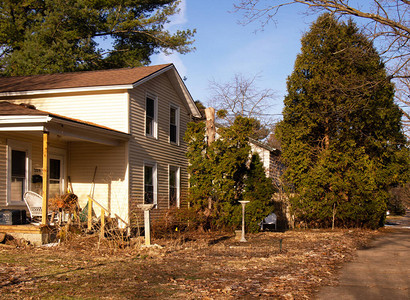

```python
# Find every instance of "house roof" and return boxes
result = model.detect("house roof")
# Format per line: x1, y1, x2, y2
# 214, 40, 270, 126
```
0, 64, 202, 118
0, 101, 128, 135
249, 137, 280, 153
0, 64, 172, 93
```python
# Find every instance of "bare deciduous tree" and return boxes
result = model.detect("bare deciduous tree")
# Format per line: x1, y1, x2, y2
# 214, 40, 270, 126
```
234, 0, 410, 138
208, 73, 277, 139
396, 67, 410, 135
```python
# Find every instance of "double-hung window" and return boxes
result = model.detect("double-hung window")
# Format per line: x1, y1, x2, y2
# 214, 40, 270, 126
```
144, 162, 157, 205
49, 158, 61, 197
49, 153, 65, 197
8, 140, 31, 205
169, 166, 180, 207
169, 105, 180, 144
145, 95, 157, 138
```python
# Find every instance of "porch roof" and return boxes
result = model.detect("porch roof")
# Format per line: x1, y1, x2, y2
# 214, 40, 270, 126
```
0, 102, 130, 146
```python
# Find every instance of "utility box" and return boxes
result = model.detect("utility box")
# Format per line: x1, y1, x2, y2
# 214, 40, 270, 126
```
0, 210, 27, 225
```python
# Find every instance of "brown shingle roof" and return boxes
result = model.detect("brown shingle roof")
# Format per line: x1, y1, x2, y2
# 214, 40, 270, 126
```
0, 102, 47, 115
0, 64, 172, 93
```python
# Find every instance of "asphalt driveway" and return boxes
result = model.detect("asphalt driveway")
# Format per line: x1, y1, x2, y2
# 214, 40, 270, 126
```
316, 211, 410, 300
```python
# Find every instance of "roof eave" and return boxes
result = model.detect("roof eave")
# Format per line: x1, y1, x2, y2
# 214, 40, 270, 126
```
48, 117, 130, 146
170, 67, 202, 119
132, 64, 174, 88
0, 84, 133, 97
249, 137, 281, 153
133, 64, 201, 118
0, 114, 130, 146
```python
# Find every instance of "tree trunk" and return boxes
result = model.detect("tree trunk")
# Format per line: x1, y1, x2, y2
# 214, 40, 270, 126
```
205, 107, 216, 146
324, 117, 330, 150
332, 203, 337, 230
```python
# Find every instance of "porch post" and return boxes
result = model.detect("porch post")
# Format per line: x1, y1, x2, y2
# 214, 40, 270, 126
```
42, 131, 49, 225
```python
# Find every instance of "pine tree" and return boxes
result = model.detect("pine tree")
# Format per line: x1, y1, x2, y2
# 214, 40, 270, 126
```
276, 14, 409, 229
184, 116, 276, 232
0, 0, 195, 76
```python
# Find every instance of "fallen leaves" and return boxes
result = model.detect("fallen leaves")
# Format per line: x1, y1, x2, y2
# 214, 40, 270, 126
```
0, 228, 379, 299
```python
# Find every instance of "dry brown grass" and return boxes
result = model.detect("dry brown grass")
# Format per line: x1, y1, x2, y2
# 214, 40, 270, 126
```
0, 228, 380, 299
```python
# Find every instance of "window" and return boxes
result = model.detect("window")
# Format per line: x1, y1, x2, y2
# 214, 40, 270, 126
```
169, 166, 180, 207
49, 158, 62, 197
145, 95, 157, 138
48, 149, 66, 198
169, 105, 180, 144
8, 140, 31, 205
144, 162, 157, 205
11, 150, 26, 203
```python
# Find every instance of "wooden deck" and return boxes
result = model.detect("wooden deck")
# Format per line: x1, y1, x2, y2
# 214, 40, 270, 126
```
0, 224, 54, 246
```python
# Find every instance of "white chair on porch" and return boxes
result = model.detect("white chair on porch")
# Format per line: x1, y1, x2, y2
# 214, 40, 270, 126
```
23, 191, 52, 224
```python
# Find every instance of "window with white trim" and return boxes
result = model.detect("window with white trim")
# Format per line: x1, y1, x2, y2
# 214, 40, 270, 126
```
145, 95, 158, 138
7, 140, 31, 205
169, 105, 180, 144
144, 162, 157, 205
49, 158, 61, 197
49, 153, 66, 198
169, 166, 180, 207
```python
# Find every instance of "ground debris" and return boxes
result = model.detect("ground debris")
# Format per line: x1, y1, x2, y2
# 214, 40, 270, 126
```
0, 228, 379, 299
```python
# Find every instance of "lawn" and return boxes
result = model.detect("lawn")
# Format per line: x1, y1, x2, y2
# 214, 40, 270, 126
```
0, 229, 379, 299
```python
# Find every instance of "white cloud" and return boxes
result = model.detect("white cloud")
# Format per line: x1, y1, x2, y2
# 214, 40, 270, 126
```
151, 52, 187, 76
167, 0, 187, 28
152, 1, 188, 75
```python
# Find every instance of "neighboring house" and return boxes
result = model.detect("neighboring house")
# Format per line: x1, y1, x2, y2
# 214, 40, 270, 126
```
212, 120, 282, 183
0, 64, 201, 227
249, 138, 282, 181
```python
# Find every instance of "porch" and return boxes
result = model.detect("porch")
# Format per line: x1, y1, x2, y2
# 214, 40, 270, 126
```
0, 102, 130, 245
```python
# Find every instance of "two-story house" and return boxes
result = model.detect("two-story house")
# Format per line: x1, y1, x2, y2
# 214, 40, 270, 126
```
0, 64, 201, 231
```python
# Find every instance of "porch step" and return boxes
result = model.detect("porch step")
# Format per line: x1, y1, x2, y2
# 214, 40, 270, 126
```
0, 224, 53, 246
0, 224, 43, 234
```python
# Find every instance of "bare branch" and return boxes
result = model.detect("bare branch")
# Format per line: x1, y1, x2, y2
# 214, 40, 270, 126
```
208, 73, 278, 139
235, 0, 410, 133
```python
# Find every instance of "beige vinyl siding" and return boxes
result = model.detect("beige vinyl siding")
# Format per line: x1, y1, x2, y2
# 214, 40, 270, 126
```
0, 90, 129, 132
68, 141, 129, 224
0, 131, 129, 223
0, 132, 67, 209
128, 72, 191, 221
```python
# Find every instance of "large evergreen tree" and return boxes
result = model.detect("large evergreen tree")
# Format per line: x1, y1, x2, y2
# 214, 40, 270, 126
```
0, 0, 195, 76
184, 116, 276, 232
276, 14, 409, 229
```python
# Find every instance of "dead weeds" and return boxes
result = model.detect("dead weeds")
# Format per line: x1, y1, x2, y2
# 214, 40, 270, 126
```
0, 228, 380, 299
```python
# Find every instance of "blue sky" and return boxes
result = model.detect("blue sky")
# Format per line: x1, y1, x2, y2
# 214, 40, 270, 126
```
151, 1, 318, 120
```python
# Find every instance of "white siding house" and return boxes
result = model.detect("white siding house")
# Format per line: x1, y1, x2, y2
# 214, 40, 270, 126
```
0, 64, 201, 227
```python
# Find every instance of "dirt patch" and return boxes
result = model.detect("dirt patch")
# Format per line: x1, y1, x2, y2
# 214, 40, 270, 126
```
0, 229, 379, 299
